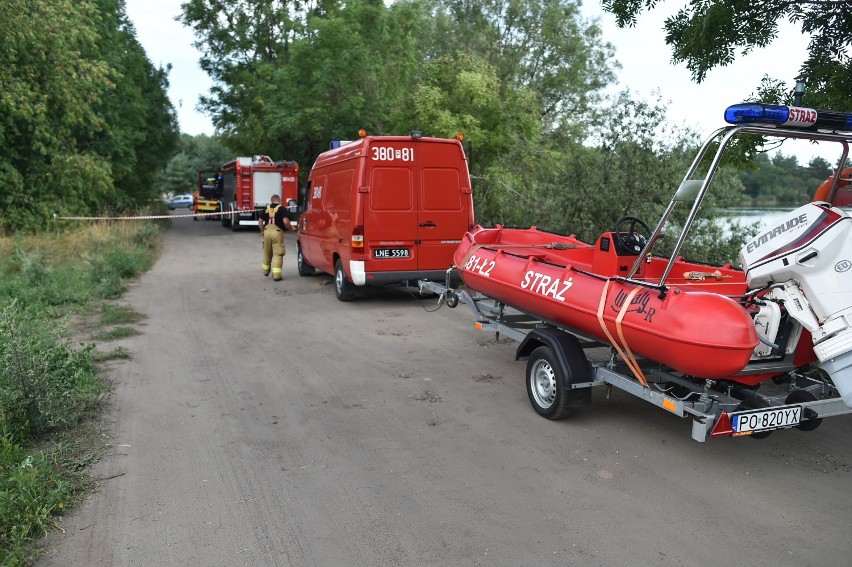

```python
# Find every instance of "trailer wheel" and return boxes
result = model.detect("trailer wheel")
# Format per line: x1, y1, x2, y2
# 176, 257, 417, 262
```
446, 290, 459, 308
785, 390, 822, 431
334, 259, 355, 302
526, 346, 575, 420
297, 245, 315, 276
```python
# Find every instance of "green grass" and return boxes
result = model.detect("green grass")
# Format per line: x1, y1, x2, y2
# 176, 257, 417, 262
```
0, 432, 73, 566
99, 303, 145, 326
91, 326, 141, 342
91, 346, 132, 362
0, 218, 162, 563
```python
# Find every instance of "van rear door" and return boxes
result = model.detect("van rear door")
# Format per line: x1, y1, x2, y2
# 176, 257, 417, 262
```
363, 140, 418, 275
416, 141, 472, 270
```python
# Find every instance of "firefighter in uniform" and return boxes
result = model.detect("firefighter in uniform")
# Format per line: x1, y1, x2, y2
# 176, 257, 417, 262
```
259, 195, 294, 280
192, 189, 200, 221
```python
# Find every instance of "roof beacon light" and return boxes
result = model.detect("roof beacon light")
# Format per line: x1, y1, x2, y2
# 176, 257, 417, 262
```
793, 81, 806, 107
725, 103, 852, 131
410, 130, 423, 139
358, 129, 367, 138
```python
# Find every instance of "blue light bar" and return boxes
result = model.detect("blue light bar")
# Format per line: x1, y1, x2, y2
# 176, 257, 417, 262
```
725, 103, 852, 131
724, 103, 789, 125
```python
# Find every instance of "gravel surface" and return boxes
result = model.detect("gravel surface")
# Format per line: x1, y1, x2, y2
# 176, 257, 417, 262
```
39, 214, 852, 566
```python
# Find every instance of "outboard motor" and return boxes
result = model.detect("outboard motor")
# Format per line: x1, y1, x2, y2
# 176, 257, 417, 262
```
741, 202, 852, 408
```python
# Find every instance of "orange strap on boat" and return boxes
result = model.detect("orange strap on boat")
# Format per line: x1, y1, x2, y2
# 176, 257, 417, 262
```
596, 280, 648, 387
615, 287, 648, 386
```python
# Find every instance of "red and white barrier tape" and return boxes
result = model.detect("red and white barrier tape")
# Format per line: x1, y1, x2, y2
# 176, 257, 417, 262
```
54, 210, 230, 221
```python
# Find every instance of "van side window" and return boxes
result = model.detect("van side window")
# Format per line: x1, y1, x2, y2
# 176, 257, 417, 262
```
326, 170, 354, 211
422, 168, 463, 211
302, 180, 311, 210
371, 167, 413, 211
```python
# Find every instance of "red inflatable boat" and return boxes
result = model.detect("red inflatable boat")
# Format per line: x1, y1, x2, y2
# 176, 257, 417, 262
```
453, 224, 760, 380
421, 103, 852, 440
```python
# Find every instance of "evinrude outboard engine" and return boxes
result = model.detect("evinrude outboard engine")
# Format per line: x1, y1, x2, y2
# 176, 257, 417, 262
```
741, 202, 852, 408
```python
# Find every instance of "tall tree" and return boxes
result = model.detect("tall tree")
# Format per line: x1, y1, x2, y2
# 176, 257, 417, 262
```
0, 0, 178, 233
0, 0, 113, 229
180, 0, 616, 223
84, 0, 179, 207
601, 0, 852, 109
435, 0, 615, 132
159, 134, 233, 196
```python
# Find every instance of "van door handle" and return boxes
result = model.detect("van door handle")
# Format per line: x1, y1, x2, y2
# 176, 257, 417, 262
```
419, 222, 437, 227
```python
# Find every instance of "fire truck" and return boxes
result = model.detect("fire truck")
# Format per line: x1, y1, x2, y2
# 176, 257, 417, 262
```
219, 156, 299, 231
193, 169, 221, 221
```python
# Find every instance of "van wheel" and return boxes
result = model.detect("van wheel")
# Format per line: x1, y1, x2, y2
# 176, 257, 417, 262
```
526, 346, 575, 420
334, 259, 355, 302
297, 245, 315, 276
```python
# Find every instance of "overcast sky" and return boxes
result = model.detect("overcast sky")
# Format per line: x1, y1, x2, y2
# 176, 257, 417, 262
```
125, 0, 841, 166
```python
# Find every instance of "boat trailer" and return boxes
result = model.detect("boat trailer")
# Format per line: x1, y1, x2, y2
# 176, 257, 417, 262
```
419, 276, 852, 442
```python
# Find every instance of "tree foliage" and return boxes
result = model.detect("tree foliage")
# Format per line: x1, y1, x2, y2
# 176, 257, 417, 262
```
601, 0, 852, 109
739, 153, 832, 204
0, 0, 178, 233
179, 0, 614, 188
159, 134, 233, 196
179, 0, 832, 265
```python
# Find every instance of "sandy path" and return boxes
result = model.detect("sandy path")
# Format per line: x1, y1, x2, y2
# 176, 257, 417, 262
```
39, 215, 852, 566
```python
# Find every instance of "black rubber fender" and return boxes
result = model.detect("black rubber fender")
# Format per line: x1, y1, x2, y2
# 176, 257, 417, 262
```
516, 326, 593, 406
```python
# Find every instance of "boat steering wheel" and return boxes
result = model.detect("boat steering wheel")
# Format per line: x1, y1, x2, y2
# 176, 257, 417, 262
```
614, 216, 651, 254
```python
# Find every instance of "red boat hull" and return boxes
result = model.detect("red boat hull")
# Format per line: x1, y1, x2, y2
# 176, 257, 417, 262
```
454, 226, 759, 379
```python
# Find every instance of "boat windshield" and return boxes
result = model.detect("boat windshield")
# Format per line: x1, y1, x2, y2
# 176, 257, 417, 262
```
629, 124, 852, 286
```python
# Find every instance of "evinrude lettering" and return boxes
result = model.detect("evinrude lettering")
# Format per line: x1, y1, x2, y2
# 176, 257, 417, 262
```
521, 270, 573, 301
746, 213, 807, 253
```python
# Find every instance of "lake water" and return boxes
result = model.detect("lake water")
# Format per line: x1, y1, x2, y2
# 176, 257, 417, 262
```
719, 206, 795, 233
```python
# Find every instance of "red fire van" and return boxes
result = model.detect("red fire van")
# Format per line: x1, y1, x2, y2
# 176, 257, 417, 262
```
297, 132, 474, 301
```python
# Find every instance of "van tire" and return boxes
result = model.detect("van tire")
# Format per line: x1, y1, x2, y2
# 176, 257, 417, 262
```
334, 259, 355, 301
297, 245, 315, 276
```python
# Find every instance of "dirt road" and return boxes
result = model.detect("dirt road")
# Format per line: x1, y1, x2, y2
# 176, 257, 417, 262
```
40, 215, 852, 566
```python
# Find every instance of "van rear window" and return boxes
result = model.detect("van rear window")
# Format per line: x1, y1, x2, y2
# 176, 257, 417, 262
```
422, 168, 462, 211
370, 167, 413, 211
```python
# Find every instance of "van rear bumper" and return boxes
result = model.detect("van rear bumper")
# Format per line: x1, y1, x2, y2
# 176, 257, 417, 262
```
355, 267, 461, 286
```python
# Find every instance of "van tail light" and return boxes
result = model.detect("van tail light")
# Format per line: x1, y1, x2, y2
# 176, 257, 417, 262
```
352, 225, 365, 253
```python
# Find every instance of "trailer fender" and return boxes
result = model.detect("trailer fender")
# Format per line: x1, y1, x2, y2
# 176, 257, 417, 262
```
516, 327, 592, 405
